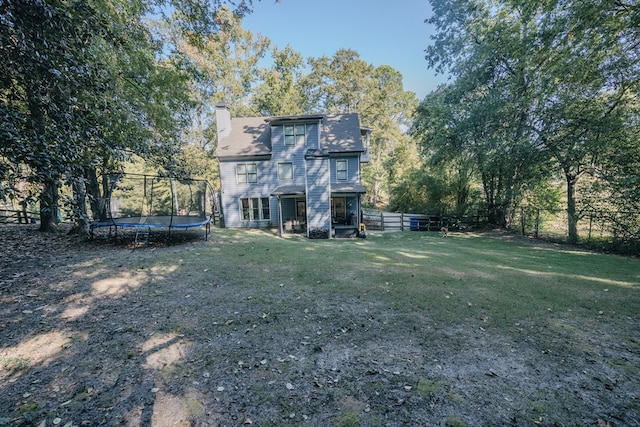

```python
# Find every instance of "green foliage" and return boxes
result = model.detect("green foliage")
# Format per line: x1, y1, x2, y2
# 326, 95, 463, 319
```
387, 168, 429, 213
418, 0, 640, 235
169, 5, 270, 192
253, 45, 307, 116
301, 49, 418, 207
0, 0, 198, 230
521, 180, 563, 212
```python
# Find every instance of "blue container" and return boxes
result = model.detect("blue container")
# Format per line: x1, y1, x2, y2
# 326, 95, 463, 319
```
409, 217, 420, 231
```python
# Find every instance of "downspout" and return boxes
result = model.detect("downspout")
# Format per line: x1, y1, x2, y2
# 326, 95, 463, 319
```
316, 119, 321, 237
304, 151, 309, 238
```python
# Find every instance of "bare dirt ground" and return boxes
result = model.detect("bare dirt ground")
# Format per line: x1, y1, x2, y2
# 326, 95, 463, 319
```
1, 224, 639, 426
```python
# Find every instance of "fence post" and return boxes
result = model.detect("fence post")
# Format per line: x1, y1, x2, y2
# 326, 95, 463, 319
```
534, 209, 540, 239
400, 213, 404, 231
380, 212, 384, 231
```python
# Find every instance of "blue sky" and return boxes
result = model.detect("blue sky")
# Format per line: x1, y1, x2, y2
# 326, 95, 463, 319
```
242, 0, 449, 99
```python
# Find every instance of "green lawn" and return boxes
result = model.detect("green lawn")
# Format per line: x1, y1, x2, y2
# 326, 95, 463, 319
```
201, 229, 639, 329
3, 227, 639, 426
159, 228, 640, 425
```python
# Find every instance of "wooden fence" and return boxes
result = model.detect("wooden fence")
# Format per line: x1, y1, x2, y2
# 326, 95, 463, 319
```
0, 209, 40, 224
509, 206, 639, 253
362, 210, 487, 232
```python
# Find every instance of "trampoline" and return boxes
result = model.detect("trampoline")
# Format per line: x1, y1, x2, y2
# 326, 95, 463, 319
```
90, 173, 217, 243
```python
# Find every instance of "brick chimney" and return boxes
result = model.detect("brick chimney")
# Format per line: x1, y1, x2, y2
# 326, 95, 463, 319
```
215, 102, 231, 141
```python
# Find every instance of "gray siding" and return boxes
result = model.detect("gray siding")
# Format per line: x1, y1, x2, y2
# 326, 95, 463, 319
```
219, 159, 277, 228
271, 123, 318, 187
219, 122, 320, 228
330, 156, 360, 184
305, 156, 331, 232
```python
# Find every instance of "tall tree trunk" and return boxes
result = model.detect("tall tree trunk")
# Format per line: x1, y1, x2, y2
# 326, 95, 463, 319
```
85, 167, 107, 221
566, 174, 579, 244
68, 176, 90, 235
39, 178, 59, 232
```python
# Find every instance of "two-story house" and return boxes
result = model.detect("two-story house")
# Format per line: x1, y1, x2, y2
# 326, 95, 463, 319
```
213, 103, 370, 238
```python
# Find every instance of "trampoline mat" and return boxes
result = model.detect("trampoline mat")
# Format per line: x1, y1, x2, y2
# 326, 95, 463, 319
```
91, 215, 210, 229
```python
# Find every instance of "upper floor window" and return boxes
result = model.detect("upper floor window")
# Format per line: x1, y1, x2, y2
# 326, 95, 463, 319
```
278, 162, 293, 180
237, 163, 257, 184
336, 159, 348, 181
284, 124, 305, 146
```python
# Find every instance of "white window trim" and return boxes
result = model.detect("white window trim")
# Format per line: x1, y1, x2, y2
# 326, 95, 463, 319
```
284, 124, 306, 146
278, 162, 294, 180
239, 197, 270, 221
236, 163, 257, 184
336, 159, 348, 181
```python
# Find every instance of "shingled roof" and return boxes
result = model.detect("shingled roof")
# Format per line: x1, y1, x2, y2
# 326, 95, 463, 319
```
214, 113, 365, 158
320, 113, 364, 153
213, 117, 271, 158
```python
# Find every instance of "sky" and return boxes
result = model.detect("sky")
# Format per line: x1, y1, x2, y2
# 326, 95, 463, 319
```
242, 0, 449, 100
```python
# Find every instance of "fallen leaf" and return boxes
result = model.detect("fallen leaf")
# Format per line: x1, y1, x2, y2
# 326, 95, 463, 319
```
286, 382, 294, 390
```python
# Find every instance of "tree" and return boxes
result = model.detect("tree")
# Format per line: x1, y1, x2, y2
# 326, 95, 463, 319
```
169, 4, 269, 195
412, 85, 478, 216
423, 0, 558, 226
252, 45, 307, 116
360, 65, 418, 207
302, 49, 375, 114
176, 5, 269, 114
526, 1, 640, 243
422, 0, 639, 237
302, 50, 418, 207
1, 0, 253, 233
1, 0, 106, 231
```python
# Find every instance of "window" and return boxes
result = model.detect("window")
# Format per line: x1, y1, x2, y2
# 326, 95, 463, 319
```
240, 197, 270, 221
336, 159, 348, 181
278, 162, 293, 180
241, 198, 250, 220
284, 124, 305, 146
237, 163, 257, 184
261, 197, 270, 220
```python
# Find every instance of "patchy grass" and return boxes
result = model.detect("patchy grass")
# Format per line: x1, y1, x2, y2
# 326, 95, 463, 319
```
0, 225, 639, 426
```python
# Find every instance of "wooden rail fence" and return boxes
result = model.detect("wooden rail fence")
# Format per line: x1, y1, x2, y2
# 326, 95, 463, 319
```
362, 211, 486, 232
0, 209, 40, 224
